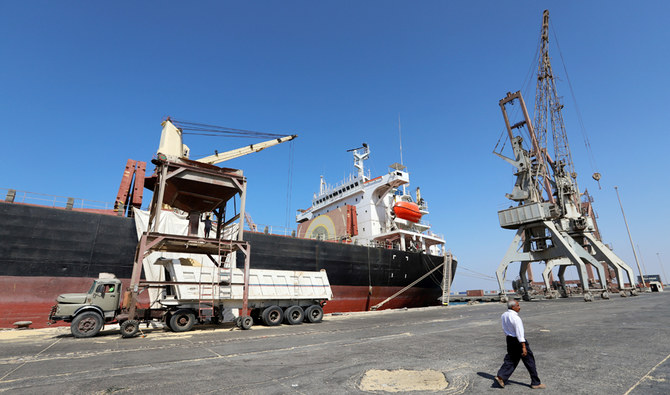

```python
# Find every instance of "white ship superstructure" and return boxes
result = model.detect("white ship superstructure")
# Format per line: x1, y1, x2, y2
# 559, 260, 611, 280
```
296, 144, 445, 255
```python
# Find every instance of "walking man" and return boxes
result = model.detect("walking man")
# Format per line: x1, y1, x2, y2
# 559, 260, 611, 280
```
495, 300, 546, 389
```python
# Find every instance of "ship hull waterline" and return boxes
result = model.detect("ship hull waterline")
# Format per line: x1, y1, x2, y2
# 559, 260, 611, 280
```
0, 276, 449, 329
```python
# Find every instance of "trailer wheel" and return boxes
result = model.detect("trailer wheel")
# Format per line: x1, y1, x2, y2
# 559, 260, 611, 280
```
121, 320, 140, 338
304, 305, 323, 323
261, 305, 283, 326
164, 314, 173, 331
240, 316, 253, 330
71, 311, 103, 338
169, 309, 196, 332
284, 306, 304, 325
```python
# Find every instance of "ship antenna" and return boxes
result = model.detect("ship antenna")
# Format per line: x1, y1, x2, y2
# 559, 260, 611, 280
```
399, 114, 407, 195
398, 114, 404, 166
348, 143, 370, 181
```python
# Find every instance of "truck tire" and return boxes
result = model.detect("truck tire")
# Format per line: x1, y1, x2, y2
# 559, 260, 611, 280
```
304, 305, 323, 323
240, 316, 253, 330
169, 309, 196, 332
284, 306, 304, 325
120, 320, 140, 338
261, 305, 283, 326
71, 311, 103, 338
164, 313, 173, 331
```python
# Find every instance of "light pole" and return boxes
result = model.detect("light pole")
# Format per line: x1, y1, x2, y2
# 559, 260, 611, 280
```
657, 253, 668, 286
637, 245, 649, 280
614, 186, 646, 288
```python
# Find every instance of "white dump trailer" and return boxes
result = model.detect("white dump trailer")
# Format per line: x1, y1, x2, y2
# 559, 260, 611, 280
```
154, 258, 332, 330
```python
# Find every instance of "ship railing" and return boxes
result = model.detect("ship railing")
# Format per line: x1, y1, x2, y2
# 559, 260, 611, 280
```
1, 188, 116, 211
246, 222, 296, 237
246, 223, 367, 244
419, 219, 431, 227
424, 230, 445, 241
320, 174, 360, 196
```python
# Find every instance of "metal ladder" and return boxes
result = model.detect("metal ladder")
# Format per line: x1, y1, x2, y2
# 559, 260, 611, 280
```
441, 252, 453, 306
197, 265, 216, 321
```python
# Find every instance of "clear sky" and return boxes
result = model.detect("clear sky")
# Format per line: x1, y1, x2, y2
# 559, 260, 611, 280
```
2, 2, 669, 291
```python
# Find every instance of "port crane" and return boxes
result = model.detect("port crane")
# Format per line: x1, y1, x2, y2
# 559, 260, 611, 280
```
494, 10, 637, 302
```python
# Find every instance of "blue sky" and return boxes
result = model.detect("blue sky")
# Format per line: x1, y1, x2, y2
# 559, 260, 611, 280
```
2, 2, 669, 291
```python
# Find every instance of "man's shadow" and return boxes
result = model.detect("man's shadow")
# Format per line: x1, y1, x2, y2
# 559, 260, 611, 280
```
477, 372, 531, 388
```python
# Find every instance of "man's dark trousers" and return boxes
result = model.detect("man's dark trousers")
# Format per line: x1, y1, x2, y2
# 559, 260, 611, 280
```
497, 335, 541, 385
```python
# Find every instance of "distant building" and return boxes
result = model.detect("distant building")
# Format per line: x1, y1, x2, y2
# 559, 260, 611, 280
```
638, 274, 662, 283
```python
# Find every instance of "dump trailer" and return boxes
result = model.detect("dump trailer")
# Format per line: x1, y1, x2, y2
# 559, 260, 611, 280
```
49, 263, 332, 338
155, 258, 333, 331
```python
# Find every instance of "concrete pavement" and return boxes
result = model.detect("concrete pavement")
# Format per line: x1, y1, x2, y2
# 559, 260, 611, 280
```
0, 292, 668, 394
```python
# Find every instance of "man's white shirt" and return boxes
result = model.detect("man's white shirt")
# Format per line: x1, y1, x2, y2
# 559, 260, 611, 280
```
501, 309, 526, 343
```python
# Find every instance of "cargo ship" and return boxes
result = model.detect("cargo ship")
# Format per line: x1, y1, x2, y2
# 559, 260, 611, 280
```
0, 121, 456, 328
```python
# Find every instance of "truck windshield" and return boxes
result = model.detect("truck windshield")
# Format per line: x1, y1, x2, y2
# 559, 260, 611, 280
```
88, 281, 99, 294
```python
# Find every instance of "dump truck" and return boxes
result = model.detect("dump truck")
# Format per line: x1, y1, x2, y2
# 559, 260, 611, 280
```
49, 262, 332, 338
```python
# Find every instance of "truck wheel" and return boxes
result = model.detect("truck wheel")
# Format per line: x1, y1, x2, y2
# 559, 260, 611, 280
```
71, 311, 103, 338
169, 309, 196, 332
121, 320, 140, 338
284, 306, 304, 325
240, 316, 253, 330
261, 305, 283, 326
304, 305, 323, 323
164, 313, 173, 331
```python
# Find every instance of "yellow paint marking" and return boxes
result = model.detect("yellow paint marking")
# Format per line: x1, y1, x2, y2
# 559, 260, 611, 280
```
623, 352, 670, 395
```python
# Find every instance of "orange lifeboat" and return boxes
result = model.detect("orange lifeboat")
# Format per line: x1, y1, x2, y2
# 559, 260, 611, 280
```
393, 201, 422, 223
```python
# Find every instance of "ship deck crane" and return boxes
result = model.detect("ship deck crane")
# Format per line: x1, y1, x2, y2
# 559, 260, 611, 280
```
493, 10, 637, 302
125, 119, 298, 333
158, 118, 297, 165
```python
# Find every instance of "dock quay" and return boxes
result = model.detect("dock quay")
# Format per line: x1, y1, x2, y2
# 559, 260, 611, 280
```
1, 292, 668, 394
447, 295, 502, 303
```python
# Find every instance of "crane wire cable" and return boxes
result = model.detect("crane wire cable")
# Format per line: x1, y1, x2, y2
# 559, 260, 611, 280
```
458, 265, 498, 280
550, 22, 599, 175
170, 119, 290, 139
493, 33, 540, 155
285, 141, 294, 230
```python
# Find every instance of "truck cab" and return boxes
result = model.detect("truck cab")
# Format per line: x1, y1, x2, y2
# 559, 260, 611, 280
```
49, 275, 122, 338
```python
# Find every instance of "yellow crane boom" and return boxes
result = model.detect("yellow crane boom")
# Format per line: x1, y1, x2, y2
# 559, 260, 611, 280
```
157, 118, 297, 165
197, 134, 297, 165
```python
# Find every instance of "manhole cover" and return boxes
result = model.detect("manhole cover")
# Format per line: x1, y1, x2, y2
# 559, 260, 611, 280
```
359, 369, 448, 392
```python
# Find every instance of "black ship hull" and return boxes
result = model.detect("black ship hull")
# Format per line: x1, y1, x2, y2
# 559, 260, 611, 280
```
0, 202, 456, 328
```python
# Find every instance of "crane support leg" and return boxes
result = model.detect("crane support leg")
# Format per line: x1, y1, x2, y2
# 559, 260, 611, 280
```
543, 221, 604, 301
582, 233, 638, 296
497, 221, 612, 302
496, 229, 528, 299
563, 235, 608, 293
542, 258, 571, 298
557, 265, 568, 297
518, 261, 532, 301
